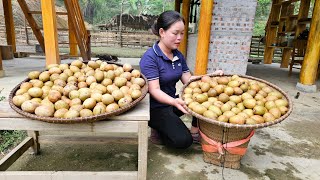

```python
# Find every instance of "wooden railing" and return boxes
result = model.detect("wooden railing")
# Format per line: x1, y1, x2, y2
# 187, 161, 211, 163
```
0, 25, 157, 50
249, 35, 282, 62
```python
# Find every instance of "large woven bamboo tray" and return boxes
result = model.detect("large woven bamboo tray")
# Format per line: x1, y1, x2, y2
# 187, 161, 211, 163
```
9, 61, 148, 124
180, 74, 293, 129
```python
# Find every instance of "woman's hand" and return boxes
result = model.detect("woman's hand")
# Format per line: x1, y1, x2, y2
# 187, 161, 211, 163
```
189, 75, 200, 81
188, 70, 224, 82
171, 98, 189, 114
211, 69, 224, 76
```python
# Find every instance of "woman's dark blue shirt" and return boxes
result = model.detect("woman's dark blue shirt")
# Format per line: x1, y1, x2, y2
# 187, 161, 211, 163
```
139, 42, 190, 109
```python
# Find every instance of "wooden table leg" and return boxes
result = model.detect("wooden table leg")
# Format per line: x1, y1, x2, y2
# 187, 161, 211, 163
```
138, 121, 148, 180
27, 131, 40, 155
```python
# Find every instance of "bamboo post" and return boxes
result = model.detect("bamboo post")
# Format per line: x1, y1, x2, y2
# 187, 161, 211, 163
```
264, 0, 281, 64
24, 18, 29, 45
179, 0, 190, 58
299, 0, 320, 86
295, 0, 311, 38
41, 0, 60, 65
194, 0, 213, 75
119, 0, 124, 47
2, 0, 16, 53
175, 0, 181, 12
0, 47, 4, 78
68, 12, 78, 56
280, 48, 291, 68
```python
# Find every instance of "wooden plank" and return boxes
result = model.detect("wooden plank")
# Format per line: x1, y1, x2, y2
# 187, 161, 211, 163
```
0, 137, 33, 171
2, 0, 16, 52
17, 0, 45, 53
28, 10, 68, 15
0, 171, 137, 180
178, 0, 190, 58
38, 135, 138, 144
194, 0, 214, 75
0, 119, 139, 133
300, 0, 320, 85
0, 47, 4, 77
41, 0, 60, 66
138, 121, 148, 180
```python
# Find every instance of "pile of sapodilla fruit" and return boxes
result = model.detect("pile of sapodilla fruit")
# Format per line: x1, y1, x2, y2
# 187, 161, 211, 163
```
183, 75, 289, 125
12, 60, 145, 118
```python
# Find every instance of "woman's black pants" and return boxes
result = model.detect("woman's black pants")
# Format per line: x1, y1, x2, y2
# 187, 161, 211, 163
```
149, 106, 198, 149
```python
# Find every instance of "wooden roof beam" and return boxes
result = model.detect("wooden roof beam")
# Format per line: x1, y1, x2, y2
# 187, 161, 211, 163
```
0, 48, 4, 78
29, 10, 68, 15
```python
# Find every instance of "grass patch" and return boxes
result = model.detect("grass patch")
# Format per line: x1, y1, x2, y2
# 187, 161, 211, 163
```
0, 88, 5, 102
60, 46, 148, 58
0, 130, 27, 154
0, 88, 27, 155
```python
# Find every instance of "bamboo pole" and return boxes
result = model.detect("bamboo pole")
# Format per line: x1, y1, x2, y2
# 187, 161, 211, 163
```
2, 0, 16, 53
119, 0, 124, 48
194, 0, 214, 75
299, 0, 320, 85
0, 47, 4, 78
175, 0, 181, 12
178, 0, 190, 58
41, 0, 60, 65
264, 0, 281, 64
68, 12, 78, 56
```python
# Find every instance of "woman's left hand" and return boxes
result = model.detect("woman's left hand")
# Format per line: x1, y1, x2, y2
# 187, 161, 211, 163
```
211, 69, 224, 76
187, 70, 223, 82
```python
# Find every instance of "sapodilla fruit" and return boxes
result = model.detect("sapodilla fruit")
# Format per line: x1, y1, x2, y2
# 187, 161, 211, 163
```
229, 115, 245, 124
243, 99, 256, 109
217, 115, 228, 122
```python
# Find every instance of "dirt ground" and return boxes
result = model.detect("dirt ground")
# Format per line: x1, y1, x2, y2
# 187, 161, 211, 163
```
1, 58, 320, 180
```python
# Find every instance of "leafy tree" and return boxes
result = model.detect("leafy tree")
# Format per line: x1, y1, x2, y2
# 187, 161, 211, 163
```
56, 0, 174, 25
253, 0, 272, 35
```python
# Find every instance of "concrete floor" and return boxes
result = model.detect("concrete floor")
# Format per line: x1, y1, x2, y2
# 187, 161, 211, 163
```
1, 57, 320, 180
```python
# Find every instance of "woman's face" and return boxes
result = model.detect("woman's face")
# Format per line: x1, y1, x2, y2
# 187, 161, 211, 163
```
159, 20, 185, 50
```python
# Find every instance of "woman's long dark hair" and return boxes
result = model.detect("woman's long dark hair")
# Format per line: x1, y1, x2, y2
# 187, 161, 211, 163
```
152, 10, 185, 36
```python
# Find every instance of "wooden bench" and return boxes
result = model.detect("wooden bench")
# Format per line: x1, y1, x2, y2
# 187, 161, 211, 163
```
0, 91, 150, 180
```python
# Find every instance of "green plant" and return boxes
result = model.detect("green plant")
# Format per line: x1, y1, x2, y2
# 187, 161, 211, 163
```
0, 88, 4, 102
0, 130, 27, 154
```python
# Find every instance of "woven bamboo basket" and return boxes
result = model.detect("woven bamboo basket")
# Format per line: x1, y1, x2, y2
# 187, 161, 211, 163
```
180, 74, 293, 169
9, 61, 148, 124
